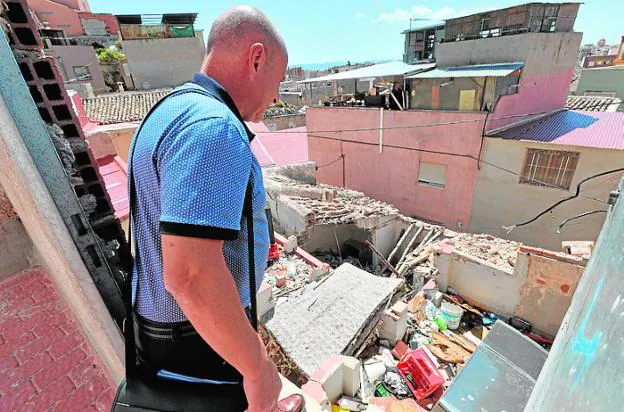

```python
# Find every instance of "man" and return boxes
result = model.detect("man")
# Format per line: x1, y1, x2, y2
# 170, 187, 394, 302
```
129, 6, 301, 412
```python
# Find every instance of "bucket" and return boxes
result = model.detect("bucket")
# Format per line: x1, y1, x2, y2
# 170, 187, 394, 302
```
440, 302, 464, 330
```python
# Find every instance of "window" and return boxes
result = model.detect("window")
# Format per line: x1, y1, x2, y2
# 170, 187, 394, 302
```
520, 149, 579, 190
418, 162, 447, 188
73, 65, 91, 81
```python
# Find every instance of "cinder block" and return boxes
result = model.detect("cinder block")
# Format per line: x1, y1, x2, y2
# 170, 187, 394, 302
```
301, 381, 330, 411
256, 280, 275, 322
309, 264, 330, 282
340, 356, 361, 398
284, 235, 298, 254
379, 301, 408, 345
310, 355, 343, 403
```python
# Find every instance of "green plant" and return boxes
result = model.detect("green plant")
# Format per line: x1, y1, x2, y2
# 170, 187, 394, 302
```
96, 48, 126, 64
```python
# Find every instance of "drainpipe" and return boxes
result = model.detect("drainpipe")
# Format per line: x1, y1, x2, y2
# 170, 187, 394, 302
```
379, 107, 384, 153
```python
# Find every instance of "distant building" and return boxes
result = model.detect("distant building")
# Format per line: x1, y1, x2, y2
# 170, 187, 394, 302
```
583, 55, 616, 68
402, 22, 445, 63
471, 110, 624, 250
25, 0, 113, 94
27, 0, 119, 46
575, 65, 624, 99
307, 2, 587, 246
116, 13, 206, 89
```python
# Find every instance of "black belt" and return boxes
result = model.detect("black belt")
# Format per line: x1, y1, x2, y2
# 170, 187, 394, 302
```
132, 309, 252, 382
134, 308, 253, 341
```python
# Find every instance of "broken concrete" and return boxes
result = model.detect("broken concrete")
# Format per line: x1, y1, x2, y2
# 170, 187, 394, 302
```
266, 263, 403, 376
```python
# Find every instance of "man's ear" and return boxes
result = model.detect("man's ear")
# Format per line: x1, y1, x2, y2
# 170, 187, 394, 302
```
249, 43, 266, 76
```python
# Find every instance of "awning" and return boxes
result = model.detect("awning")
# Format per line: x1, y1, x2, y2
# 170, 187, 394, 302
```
298, 61, 435, 84
407, 62, 524, 79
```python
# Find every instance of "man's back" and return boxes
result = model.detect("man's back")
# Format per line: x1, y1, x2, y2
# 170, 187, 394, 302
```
130, 74, 269, 324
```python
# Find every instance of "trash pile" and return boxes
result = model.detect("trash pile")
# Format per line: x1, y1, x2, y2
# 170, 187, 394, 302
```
334, 276, 554, 411
263, 243, 315, 300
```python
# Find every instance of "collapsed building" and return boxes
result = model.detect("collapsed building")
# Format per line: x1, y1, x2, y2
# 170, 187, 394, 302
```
261, 163, 589, 411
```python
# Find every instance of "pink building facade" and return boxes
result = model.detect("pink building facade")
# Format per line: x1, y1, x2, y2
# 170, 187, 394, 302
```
306, 32, 581, 230
307, 107, 486, 229
27, 0, 118, 37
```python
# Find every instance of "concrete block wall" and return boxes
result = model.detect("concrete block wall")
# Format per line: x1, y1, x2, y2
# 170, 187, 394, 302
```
4, 0, 127, 261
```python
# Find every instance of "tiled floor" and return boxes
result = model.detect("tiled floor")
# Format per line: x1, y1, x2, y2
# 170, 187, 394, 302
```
0, 268, 114, 411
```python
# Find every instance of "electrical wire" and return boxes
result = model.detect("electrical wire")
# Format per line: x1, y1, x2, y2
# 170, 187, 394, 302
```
255, 102, 624, 134
307, 132, 611, 203
557, 210, 608, 234
503, 167, 624, 233
315, 154, 344, 169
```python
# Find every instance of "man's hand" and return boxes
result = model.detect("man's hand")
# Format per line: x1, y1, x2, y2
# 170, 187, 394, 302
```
244, 351, 281, 412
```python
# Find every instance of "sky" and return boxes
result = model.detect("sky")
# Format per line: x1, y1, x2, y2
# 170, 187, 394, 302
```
89, 0, 624, 67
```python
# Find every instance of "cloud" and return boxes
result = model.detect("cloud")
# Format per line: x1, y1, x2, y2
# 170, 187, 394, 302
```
373, 5, 494, 24
353, 12, 366, 20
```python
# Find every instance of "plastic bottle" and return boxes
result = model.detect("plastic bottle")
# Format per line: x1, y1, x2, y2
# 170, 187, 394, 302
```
434, 315, 448, 332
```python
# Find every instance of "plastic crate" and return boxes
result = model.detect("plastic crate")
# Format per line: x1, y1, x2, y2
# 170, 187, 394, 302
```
397, 348, 445, 401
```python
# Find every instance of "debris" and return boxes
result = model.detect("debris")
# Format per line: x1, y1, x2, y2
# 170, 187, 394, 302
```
45, 123, 76, 176
365, 240, 400, 277
379, 301, 408, 346
428, 331, 471, 364
392, 340, 409, 360
284, 235, 298, 253
382, 370, 411, 398
266, 263, 403, 375
78, 194, 97, 216
363, 358, 387, 382
446, 233, 519, 271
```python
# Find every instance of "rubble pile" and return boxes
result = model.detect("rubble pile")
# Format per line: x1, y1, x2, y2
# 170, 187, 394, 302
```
447, 233, 519, 271
292, 187, 399, 225
264, 104, 303, 118
263, 245, 314, 300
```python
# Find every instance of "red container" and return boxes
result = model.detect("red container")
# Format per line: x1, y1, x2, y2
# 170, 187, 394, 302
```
397, 348, 445, 401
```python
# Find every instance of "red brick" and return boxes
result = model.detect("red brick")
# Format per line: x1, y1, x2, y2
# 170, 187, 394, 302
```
32, 321, 67, 340
31, 286, 59, 305
68, 356, 100, 387
1, 351, 53, 392
53, 371, 111, 411
0, 331, 36, 360
3, 311, 50, 338
48, 331, 86, 360
94, 388, 114, 411
25, 376, 75, 410
0, 315, 21, 334
15, 328, 64, 364
0, 379, 37, 411
32, 348, 86, 390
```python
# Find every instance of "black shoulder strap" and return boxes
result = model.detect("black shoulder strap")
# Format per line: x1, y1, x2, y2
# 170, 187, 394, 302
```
125, 84, 258, 376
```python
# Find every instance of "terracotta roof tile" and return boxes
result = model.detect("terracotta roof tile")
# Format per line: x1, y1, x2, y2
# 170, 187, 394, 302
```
83, 89, 172, 125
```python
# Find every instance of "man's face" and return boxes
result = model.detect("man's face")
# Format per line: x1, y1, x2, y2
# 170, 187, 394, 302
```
249, 50, 287, 122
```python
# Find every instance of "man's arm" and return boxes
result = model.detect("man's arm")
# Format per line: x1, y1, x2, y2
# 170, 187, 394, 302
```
162, 234, 281, 411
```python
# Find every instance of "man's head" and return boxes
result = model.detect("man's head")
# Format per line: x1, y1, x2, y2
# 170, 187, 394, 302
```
202, 6, 288, 122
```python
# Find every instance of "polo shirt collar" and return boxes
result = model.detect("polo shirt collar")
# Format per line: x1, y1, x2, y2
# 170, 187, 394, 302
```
191, 72, 255, 142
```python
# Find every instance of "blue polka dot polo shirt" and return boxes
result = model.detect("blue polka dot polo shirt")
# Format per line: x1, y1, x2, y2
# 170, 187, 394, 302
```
129, 72, 269, 323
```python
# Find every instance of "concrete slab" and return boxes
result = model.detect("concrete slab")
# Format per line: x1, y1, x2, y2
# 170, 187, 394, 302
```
266, 263, 403, 376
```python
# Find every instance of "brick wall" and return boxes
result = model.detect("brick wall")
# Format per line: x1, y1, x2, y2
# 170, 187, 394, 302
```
3, 0, 128, 316
0, 268, 114, 411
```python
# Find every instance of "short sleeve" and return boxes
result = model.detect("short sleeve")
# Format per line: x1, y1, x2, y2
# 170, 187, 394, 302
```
158, 117, 252, 240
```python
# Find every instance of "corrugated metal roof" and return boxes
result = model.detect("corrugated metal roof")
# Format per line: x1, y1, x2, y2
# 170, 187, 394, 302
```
493, 110, 624, 150
407, 62, 524, 79
298, 61, 435, 83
